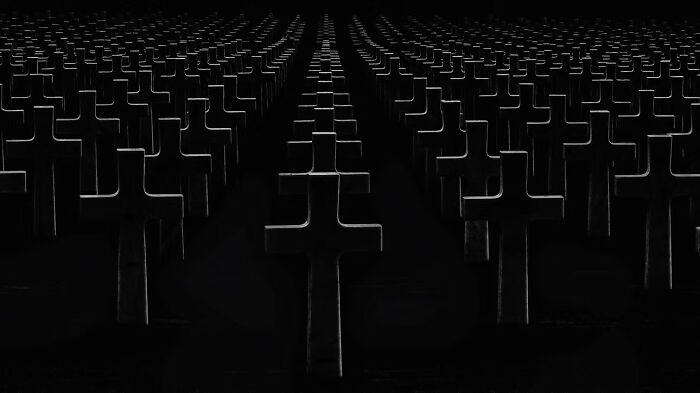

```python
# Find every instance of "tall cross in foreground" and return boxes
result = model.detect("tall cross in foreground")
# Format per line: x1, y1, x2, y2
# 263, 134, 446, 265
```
265, 132, 382, 376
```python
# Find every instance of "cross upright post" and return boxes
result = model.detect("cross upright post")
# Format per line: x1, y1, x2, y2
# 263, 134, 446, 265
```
265, 173, 382, 376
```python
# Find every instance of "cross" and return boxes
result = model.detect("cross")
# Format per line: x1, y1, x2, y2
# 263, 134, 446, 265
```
369, 51, 392, 82
614, 134, 700, 289
301, 91, 350, 107
0, 168, 26, 194
477, 73, 519, 155
0, 87, 26, 192
124, 50, 143, 78
655, 76, 700, 133
670, 55, 697, 95
428, 52, 451, 88
617, 89, 675, 172
417, 100, 465, 216
510, 58, 550, 107
0, 50, 22, 104
146, 117, 211, 194
72, 47, 97, 91
158, 57, 200, 121
286, 132, 362, 176
670, 103, 700, 219
281, 129, 369, 192
564, 110, 635, 238
405, 87, 443, 172
265, 173, 382, 376
450, 59, 489, 119
403, 44, 424, 77
260, 51, 282, 99
436, 53, 460, 97
43, 51, 79, 117
180, 97, 232, 187
580, 79, 633, 123
11, 74, 64, 134
500, 83, 550, 151
299, 96, 354, 122
146, 118, 211, 262
463, 151, 563, 323
437, 120, 499, 261
527, 94, 588, 197
190, 49, 219, 91
128, 70, 171, 153
618, 56, 645, 102
56, 90, 120, 194
395, 77, 427, 125
238, 56, 276, 117
96, 79, 150, 151
313, 91, 334, 109
0, 83, 26, 196
503, 53, 524, 77
575, 57, 605, 103
207, 84, 245, 172
644, 59, 672, 97
96, 54, 137, 103
223, 75, 256, 118
375, 56, 413, 116
314, 107, 335, 133
11, 59, 46, 98
6, 106, 81, 237
0, 83, 24, 168
548, 52, 573, 96
80, 148, 183, 325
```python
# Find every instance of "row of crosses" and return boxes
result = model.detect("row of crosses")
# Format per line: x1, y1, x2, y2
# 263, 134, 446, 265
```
0, 15, 306, 325
265, 16, 383, 378
349, 15, 700, 325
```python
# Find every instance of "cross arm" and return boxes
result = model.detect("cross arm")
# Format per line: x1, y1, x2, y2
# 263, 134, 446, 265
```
614, 173, 650, 198
228, 108, 247, 125
337, 223, 383, 253
145, 193, 184, 219
527, 195, 565, 221
5, 139, 35, 158
563, 141, 592, 162
206, 126, 233, 146
610, 141, 636, 163
79, 192, 122, 221
265, 223, 308, 254
286, 139, 363, 165
278, 172, 371, 196
670, 173, 700, 196
292, 120, 315, 139
53, 137, 83, 158
0, 106, 24, 131
436, 154, 466, 178
416, 127, 444, 148
462, 195, 503, 221
335, 119, 357, 138
182, 153, 212, 176
526, 121, 550, 138
0, 170, 26, 193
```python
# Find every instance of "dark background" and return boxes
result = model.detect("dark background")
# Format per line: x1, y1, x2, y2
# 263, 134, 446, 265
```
0, 4, 699, 393
2, 0, 687, 17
